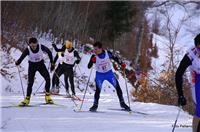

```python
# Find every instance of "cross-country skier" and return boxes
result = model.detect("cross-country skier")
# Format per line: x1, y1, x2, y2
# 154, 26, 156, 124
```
88, 41, 131, 112
51, 40, 81, 98
175, 33, 200, 132
51, 51, 64, 94
15, 37, 54, 106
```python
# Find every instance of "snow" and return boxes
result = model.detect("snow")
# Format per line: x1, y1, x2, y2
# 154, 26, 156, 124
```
0, 38, 192, 132
1, 94, 192, 132
146, 3, 200, 80
2, 2, 199, 132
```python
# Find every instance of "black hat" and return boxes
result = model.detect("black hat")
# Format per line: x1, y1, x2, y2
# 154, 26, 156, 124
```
194, 33, 200, 46
29, 37, 38, 44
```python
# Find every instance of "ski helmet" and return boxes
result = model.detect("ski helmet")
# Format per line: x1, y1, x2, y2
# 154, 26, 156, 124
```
65, 40, 72, 49
194, 33, 200, 46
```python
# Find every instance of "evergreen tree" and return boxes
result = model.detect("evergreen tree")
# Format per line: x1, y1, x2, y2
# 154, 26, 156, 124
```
105, 1, 134, 50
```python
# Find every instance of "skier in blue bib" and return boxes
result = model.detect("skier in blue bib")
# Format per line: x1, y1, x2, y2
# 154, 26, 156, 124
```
88, 41, 131, 112
175, 33, 200, 132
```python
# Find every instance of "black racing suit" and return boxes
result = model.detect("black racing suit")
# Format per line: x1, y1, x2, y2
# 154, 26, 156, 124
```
16, 44, 53, 97
52, 46, 81, 95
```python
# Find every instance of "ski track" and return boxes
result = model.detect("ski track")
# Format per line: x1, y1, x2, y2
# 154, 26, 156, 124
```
1, 93, 192, 132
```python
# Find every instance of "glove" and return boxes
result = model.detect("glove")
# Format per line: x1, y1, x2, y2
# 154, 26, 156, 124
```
15, 60, 20, 66
91, 56, 96, 63
178, 96, 187, 106
121, 63, 126, 70
52, 43, 56, 47
75, 59, 80, 64
113, 63, 118, 70
50, 63, 55, 71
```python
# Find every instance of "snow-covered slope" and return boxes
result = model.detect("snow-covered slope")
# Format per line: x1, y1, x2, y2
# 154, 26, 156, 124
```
1, 37, 192, 132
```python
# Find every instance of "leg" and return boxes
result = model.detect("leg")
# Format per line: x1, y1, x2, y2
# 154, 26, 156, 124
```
106, 72, 124, 103
37, 63, 51, 93
38, 63, 54, 104
115, 81, 125, 103
94, 84, 101, 105
194, 74, 200, 132
89, 77, 103, 112
193, 116, 200, 132
68, 68, 75, 95
89, 84, 101, 111
107, 72, 131, 111
51, 64, 63, 94
27, 65, 37, 96
19, 64, 36, 106
53, 64, 63, 87
64, 71, 69, 93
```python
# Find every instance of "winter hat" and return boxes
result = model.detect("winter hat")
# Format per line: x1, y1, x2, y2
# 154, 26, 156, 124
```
65, 40, 72, 49
29, 37, 38, 44
194, 33, 200, 46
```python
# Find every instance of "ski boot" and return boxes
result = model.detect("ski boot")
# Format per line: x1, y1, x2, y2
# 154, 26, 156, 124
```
45, 93, 54, 104
89, 104, 98, 112
18, 96, 30, 106
120, 102, 131, 111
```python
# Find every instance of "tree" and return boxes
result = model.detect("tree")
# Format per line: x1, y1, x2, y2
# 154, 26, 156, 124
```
105, 1, 134, 50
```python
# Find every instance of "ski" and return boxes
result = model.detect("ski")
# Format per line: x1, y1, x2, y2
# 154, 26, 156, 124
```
107, 108, 148, 115
73, 109, 106, 113
60, 95, 83, 101
71, 96, 83, 101
1, 103, 66, 108
36, 93, 83, 101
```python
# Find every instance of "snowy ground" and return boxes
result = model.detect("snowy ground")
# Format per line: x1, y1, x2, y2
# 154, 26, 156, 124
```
0, 48, 192, 132
1, 91, 192, 132
0, 33, 193, 132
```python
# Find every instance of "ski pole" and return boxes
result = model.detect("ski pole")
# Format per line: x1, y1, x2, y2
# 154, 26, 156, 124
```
79, 67, 93, 111
33, 80, 45, 95
54, 70, 78, 107
123, 69, 131, 113
73, 64, 85, 93
16, 65, 25, 98
172, 106, 182, 132
77, 65, 83, 75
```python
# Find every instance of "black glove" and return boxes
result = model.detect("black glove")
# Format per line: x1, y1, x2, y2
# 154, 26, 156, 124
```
178, 96, 187, 106
52, 43, 56, 47
75, 60, 80, 64
50, 63, 55, 71
61, 52, 64, 57
15, 60, 20, 66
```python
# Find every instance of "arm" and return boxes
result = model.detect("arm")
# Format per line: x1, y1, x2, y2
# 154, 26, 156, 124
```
107, 51, 126, 70
41, 45, 53, 63
74, 50, 81, 63
87, 54, 96, 69
175, 54, 192, 97
53, 53, 59, 64
52, 44, 66, 52
16, 48, 29, 65
107, 51, 122, 65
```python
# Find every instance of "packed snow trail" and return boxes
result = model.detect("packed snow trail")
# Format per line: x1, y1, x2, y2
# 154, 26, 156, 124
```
1, 92, 192, 132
